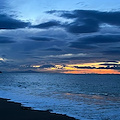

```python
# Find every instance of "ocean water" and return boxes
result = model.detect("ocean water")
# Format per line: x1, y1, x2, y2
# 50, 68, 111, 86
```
0, 73, 120, 120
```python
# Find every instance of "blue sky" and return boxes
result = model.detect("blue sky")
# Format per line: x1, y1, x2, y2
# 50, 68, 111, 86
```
0, 0, 120, 73
7, 0, 120, 23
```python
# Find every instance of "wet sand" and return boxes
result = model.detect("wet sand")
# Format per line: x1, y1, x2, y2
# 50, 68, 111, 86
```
0, 98, 77, 120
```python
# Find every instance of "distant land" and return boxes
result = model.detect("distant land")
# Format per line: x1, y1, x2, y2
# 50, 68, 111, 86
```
6, 70, 40, 73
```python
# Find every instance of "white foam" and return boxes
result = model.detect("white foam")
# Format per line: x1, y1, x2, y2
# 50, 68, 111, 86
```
0, 73, 120, 120
0, 86, 120, 120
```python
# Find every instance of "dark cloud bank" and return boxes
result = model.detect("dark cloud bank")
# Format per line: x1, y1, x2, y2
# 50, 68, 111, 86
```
31, 20, 61, 29
70, 35, 120, 50
74, 62, 120, 70
0, 8, 120, 72
0, 14, 30, 29
0, 36, 15, 43
46, 10, 120, 33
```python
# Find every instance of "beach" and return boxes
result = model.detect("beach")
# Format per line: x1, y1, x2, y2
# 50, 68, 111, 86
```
0, 98, 76, 120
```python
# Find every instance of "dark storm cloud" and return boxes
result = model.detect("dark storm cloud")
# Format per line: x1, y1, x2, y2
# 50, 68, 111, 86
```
63, 56, 103, 61
69, 42, 97, 49
45, 48, 62, 51
0, 6, 120, 73
70, 35, 120, 49
39, 64, 55, 68
0, 36, 15, 43
29, 36, 55, 41
47, 10, 120, 34
46, 11, 99, 33
79, 35, 120, 44
0, 14, 30, 29
111, 47, 120, 50
100, 63, 120, 66
48, 10, 120, 26
102, 61, 119, 63
0, 1, 30, 30
74, 65, 120, 70
0, 59, 19, 69
98, 66, 120, 70
74, 66, 95, 69
65, 18, 99, 33
103, 50, 120, 55
31, 20, 61, 29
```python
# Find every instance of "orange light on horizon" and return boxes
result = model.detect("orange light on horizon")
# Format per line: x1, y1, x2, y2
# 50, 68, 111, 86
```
64, 69, 120, 74
33, 61, 120, 74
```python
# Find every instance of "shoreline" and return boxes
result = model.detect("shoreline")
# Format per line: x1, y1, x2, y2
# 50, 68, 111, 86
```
0, 98, 77, 120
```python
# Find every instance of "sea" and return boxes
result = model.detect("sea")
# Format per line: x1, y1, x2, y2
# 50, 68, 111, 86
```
0, 73, 120, 120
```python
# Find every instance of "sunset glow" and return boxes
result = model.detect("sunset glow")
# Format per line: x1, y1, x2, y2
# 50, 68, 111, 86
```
64, 69, 120, 74
32, 61, 120, 74
0, 0, 120, 74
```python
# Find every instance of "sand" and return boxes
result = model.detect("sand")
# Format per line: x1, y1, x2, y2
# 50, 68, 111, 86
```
0, 98, 77, 120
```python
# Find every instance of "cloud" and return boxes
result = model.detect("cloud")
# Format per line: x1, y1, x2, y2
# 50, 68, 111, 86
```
47, 10, 120, 34
69, 42, 97, 49
100, 63, 120, 66
48, 10, 120, 26
0, 14, 30, 29
74, 66, 96, 69
79, 35, 120, 44
45, 48, 62, 51
31, 20, 61, 29
29, 36, 55, 41
70, 35, 120, 49
64, 57, 103, 61
101, 61, 119, 63
0, 36, 15, 43
103, 50, 120, 55
0, 58, 4, 61
98, 66, 120, 70
0, 57, 19, 71
0, 1, 9, 13
39, 64, 55, 68
74, 65, 120, 70
65, 18, 99, 33
0, 7, 120, 73
47, 53, 86, 58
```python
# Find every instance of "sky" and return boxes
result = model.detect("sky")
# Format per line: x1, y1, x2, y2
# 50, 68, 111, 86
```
0, 0, 120, 74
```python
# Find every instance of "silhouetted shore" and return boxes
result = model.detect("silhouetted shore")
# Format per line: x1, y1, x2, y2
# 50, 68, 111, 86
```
0, 98, 77, 120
